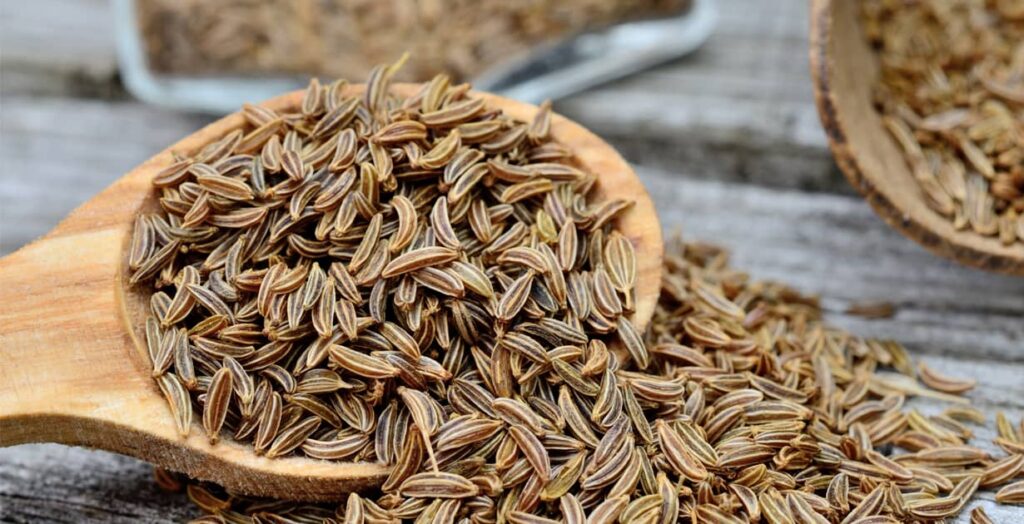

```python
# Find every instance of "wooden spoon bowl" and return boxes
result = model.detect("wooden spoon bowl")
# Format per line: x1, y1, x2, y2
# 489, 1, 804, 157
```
810, 0, 1024, 274
0, 84, 663, 501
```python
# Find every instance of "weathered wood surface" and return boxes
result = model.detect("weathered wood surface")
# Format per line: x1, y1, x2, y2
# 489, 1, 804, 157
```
1, 0, 1022, 521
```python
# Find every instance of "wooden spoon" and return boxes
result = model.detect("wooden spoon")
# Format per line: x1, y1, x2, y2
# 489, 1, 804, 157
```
810, 0, 1024, 274
0, 84, 663, 501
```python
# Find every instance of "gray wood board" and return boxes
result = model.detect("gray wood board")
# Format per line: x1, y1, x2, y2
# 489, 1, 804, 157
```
0, 97, 210, 254
0, 0, 120, 96
2, 171, 1022, 522
557, 0, 843, 192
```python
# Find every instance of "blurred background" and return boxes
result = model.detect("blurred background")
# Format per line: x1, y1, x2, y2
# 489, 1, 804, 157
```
1, 0, 1022, 522
2, 0, 841, 259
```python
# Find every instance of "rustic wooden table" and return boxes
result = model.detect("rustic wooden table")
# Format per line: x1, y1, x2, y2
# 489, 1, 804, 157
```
1, 1, 1022, 522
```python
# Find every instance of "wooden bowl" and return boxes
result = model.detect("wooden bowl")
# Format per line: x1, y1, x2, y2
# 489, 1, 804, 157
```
809, 0, 1024, 274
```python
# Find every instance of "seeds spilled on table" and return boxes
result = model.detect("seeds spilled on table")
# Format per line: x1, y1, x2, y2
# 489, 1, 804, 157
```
152, 236, 1024, 522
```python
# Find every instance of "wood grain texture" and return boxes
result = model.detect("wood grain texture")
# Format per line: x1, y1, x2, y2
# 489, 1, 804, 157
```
0, 85, 662, 502
810, 0, 1024, 274
641, 170, 1024, 364
0, 97, 209, 253
1, 445, 199, 523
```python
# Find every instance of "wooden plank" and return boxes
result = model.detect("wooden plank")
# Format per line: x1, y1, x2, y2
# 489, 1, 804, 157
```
0, 445, 197, 523
555, 0, 843, 192
0, 96, 209, 253
2, 172, 1022, 522
0, 0, 119, 92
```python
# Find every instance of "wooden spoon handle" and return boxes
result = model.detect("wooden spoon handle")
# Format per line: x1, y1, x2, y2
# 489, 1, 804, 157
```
0, 186, 397, 499
0, 218, 139, 445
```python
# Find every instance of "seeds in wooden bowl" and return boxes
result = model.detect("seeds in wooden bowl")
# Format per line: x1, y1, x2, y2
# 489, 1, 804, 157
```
861, 0, 1024, 245
155, 238, 1024, 522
